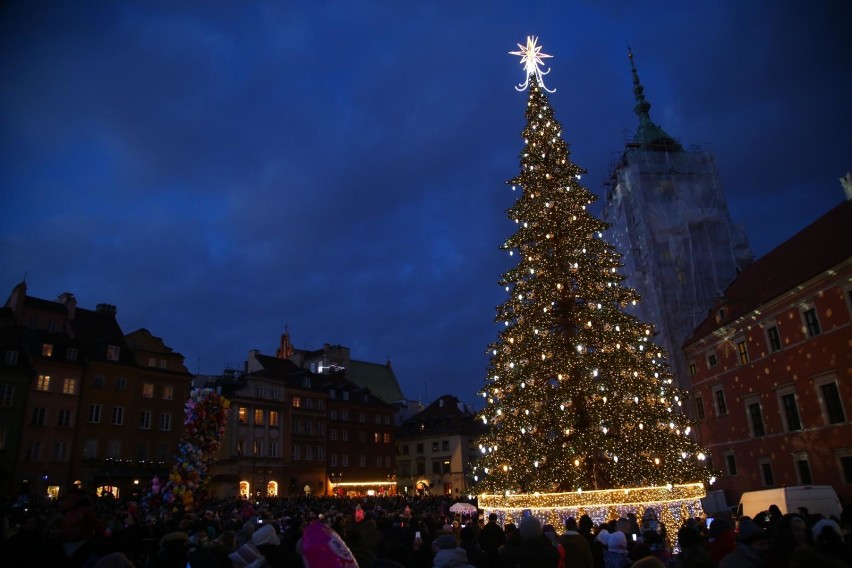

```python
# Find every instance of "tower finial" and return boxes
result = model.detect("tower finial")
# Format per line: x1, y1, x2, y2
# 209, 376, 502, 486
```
625, 47, 681, 150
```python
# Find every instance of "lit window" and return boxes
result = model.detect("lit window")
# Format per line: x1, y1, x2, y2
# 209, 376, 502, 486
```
269, 410, 279, 427
62, 378, 77, 395
254, 409, 264, 425
238, 407, 247, 423
292, 396, 301, 408
163, 385, 174, 400
384, 433, 391, 444
42, 343, 53, 357
106, 345, 120, 361
142, 383, 154, 398
737, 341, 749, 365
37, 375, 51, 391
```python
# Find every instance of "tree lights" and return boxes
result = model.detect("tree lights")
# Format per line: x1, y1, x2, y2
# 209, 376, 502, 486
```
472, 38, 714, 512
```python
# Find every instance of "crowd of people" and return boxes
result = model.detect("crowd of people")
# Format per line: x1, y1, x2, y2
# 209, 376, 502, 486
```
1, 488, 850, 568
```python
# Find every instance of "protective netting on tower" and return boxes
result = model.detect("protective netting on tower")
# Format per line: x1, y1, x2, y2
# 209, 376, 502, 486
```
602, 145, 752, 393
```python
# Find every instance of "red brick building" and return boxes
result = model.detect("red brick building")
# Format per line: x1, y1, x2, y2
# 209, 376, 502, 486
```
684, 199, 852, 507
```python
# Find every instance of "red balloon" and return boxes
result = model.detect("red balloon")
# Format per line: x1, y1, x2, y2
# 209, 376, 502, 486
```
301, 520, 359, 568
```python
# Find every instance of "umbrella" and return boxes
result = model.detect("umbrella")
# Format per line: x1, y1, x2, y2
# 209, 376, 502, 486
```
449, 502, 477, 514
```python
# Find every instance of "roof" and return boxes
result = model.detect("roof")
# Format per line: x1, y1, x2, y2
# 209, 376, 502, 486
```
347, 359, 404, 403
685, 199, 852, 345
398, 394, 485, 438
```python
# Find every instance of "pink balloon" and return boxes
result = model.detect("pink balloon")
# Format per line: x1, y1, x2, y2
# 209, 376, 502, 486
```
301, 521, 358, 568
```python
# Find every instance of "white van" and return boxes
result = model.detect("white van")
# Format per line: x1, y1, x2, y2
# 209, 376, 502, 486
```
737, 485, 841, 520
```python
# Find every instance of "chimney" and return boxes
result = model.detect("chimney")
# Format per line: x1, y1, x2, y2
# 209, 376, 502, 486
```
96, 303, 117, 316
57, 292, 77, 320
841, 172, 852, 201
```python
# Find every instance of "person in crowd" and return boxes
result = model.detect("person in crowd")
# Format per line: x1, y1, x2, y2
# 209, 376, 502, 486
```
499, 516, 558, 568
707, 517, 736, 565
602, 529, 630, 568
719, 517, 768, 568
479, 513, 505, 568
433, 533, 477, 568
671, 525, 713, 568
459, 524, 486, 568
558, 517, 593, 568
811, 518, 852, 567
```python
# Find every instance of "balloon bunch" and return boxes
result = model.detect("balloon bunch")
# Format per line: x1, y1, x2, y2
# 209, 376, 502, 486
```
157, 388, 230, 512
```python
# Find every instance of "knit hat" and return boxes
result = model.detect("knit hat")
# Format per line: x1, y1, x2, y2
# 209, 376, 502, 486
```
812, 519, 841, 540
519, 516, 543, 541
607, 530, 628, 553
435, 534, 458, 549
251, 524, 280, 547
228, 542, 264, 567
737, 519, 767, 545
709, 517, 732, 538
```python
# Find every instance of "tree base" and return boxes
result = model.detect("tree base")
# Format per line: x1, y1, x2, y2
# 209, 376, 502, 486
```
478, 482, 706, 548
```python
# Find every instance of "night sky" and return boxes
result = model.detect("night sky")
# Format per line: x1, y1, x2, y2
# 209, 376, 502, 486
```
2, 1, 850, 408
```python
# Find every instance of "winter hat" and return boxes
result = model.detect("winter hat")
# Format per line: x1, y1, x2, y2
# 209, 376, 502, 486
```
812, 519, 842, 540
737, 519, 767, 545
519, 516, 543, 541
709, 517, 732, 538
677, 526, 702, 549
228, 542, 264, 567
543, 524, 557, 544
607, 530, 628, 553
435, 534, 458, 549
251, 524, 280, 547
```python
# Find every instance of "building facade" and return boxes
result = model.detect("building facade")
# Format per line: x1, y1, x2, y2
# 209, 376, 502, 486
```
207, 337, 398, 498
395, 394, 485, 498
684, 199, 852, 506
602, 51, 752, 394
1, 283, 193, 501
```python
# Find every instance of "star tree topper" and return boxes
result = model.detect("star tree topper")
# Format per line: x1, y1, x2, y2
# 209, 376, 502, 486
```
510, 35, 555, 93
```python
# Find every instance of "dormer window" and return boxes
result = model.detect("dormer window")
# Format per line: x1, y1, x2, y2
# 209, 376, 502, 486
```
107, 345, 120, 361
302, 376, 312, 388
42, 343, 54, 357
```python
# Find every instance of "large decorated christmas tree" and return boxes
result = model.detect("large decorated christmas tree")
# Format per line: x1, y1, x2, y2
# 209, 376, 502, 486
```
473, 38, 713, 525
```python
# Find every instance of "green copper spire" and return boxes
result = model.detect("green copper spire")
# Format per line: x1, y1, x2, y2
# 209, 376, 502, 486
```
628, 47, 681, 151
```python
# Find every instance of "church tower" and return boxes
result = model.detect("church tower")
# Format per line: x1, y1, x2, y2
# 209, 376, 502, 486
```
602, 49, 752, 397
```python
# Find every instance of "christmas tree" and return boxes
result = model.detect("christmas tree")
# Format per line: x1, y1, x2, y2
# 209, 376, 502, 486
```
473, 37, 713, 494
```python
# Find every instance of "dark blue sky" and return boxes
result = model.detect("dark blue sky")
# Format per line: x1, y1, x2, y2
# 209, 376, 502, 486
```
2, 1, 850, 407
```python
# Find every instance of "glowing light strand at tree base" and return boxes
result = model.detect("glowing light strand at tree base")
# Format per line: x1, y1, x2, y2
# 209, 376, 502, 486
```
478, 483, 705, 549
